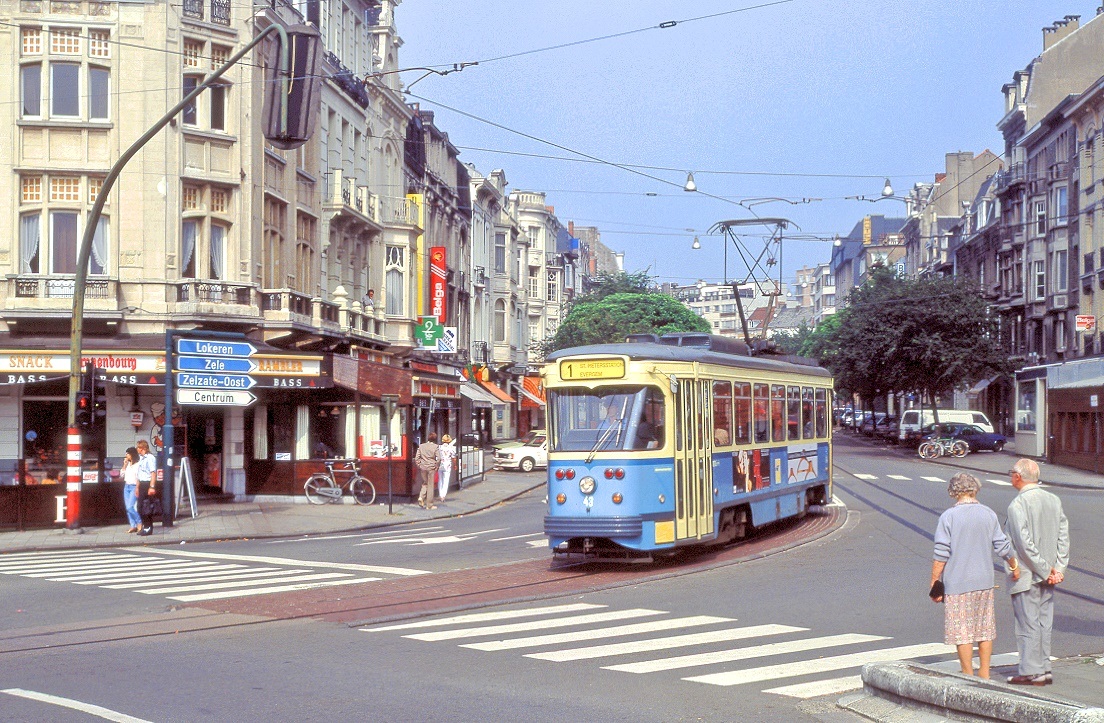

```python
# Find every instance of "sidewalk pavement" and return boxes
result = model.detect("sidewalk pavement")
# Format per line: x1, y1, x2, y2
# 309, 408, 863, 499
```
0, 467, 545, 555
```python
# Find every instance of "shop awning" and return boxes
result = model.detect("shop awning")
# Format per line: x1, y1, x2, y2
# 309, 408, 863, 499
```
480, 379, 515, 404
1052, 374, 1104, 389
460, 382, 498, 408
518, 377, 545, 409
967, 375, 998, 395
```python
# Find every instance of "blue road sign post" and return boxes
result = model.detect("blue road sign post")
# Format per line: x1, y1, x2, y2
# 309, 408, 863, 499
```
175, 372, 257, 390
176, 339, 257, 358
176, 357, 258, 374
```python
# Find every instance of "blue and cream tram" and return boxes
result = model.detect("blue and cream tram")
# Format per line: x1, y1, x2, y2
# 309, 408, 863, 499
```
542, 333, 833, 556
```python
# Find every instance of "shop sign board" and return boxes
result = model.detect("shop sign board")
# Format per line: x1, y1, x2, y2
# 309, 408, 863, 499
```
176, 389, 257, 406
1075, 315, 1096, 333
414, 317, 445, 349
429, 246, 447, 323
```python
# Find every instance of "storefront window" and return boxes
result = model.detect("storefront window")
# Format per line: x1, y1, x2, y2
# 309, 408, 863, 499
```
310, 404, 347, 458
1017, 384, 1037, 432
260, 402, 296, 460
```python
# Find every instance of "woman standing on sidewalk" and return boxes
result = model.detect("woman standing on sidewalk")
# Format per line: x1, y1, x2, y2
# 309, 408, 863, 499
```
930, 473, 1020, 678
122, 447, 141, 533
437, 434, 456, 501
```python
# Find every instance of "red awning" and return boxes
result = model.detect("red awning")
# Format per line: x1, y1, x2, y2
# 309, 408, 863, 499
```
519, 376, 545, 409
480, 379, 515, 404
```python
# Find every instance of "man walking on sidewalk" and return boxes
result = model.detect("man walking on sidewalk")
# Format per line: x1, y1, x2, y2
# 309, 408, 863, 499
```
1005, 458, 1070, 686
415, 433, 440, 510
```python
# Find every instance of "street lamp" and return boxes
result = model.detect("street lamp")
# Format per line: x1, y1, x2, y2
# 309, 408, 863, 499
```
692, 236, 701, 250
683, 172, 697, 192
882, 178, 894, 198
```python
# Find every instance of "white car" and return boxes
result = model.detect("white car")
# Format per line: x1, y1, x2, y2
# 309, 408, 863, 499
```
492, 431, 548, 472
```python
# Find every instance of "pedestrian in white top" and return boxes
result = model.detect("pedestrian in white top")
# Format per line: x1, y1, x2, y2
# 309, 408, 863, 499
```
437, 434, 456, 500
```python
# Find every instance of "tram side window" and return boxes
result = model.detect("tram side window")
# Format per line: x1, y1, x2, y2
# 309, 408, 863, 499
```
802, 387, 815, 439
713, 381, 732, 446
754, 383, 770, 443
771, 385, 786, 443
787, 386, 801, 441
815, 388, 828, 437
733, 382, 751, 445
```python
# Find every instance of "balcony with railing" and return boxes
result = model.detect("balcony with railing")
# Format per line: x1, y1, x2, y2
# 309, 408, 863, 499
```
176, 280, 253, 306
323, 170, 380, 227
545, 252, 563, 268
345, 306, 384, 342
473, 267, 487, 287
381, 195, 420, 227
262, 288, 313, 324
182, 0, 229, 24
9, 275, 116, 303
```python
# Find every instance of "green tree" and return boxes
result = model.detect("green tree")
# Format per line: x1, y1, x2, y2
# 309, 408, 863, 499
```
575, 270, 654, 303
771, 322, 815, 356
544, 292, 710, 353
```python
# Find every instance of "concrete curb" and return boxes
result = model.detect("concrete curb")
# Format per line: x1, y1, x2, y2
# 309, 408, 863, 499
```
840, 661, 1104, 723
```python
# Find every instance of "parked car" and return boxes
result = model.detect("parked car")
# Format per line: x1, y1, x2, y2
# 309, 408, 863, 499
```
874, 415, 899, 443
899, 409, 995, 446
492, 430, 548, 472
919, 423, 1006, 453
859, 413, 886, 436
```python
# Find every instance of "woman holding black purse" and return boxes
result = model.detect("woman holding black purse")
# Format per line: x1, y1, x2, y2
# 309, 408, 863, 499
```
930, 473, 1020, 678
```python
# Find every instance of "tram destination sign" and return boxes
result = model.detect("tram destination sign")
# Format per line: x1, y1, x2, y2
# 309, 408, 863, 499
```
559, 358, 626, 381
176, 389, 257, 406
176, 372, 257, 390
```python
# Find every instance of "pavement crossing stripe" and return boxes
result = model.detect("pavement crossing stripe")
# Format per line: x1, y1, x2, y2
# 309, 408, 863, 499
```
853, 474, 878, 480
987, 479, 1012, 486
0, 552, 127, 566
19, 559, 228, 578
922, 476, 945, 482
683, 642, 954, 686
363, 604, 606, 632
603, 633, 887, 674
0, 550, 125, 561
131, 548, 429, 577
137, 572, 353, 595
0, 554, 145, 572
461, 615, 734, 652
167, 576, 381, 602
886, 475, 911, 480
763, 675, 863, 698
272, 526, 448, 543
103, 569, 300, 589
53, 563, 247, 584
526, 624, 806, 662
407, 609, 665, 642
1, 687, 151, 723
488, 532, 545, 542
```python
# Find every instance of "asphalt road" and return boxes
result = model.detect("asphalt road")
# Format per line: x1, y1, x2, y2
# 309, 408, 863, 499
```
2, 438, 1100, 722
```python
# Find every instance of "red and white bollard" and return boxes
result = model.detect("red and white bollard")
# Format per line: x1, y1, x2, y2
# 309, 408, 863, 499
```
65, 426, 82, 529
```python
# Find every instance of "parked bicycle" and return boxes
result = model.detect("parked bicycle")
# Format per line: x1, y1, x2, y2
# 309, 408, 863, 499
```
917, 436, 969, 460
304, 459, 376, 505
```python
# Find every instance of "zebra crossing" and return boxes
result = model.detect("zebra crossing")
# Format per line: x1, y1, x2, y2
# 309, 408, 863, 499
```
852, 472, 1014, 486
0, 548, 427, 602
362, 603, 959, 699
269, 524, 549, 549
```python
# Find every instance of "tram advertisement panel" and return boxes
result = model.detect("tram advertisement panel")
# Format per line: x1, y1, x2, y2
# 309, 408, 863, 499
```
786, 443, 819, 484
731, 448, 772, 493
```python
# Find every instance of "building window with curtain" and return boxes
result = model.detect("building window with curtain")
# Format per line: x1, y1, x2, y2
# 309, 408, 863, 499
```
385, 245, 405, 315
494, 299, 506, 342
494, 232, 506, 274
18, 174, 109, 277
263, 196, 286, 287
181, 220, 198, 278
181, 183, 235, 281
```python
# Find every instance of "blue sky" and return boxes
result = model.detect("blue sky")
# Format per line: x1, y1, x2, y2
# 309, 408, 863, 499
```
396, 1, 1100, 286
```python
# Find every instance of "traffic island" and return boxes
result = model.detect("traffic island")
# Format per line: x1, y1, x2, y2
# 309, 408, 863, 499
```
839, 660, 1104, 723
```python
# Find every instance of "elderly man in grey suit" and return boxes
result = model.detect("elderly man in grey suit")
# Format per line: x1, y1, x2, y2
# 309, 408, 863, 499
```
1004, 458, 1070, 686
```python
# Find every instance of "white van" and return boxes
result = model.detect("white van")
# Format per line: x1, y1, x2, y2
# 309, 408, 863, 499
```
898, 409, 994, 445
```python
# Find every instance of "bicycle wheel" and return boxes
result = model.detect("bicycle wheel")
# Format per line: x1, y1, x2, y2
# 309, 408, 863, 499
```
304, 474, 338, 504
951, 441, 969, 458
350, 476, 376, 506
918, 442, 939, 460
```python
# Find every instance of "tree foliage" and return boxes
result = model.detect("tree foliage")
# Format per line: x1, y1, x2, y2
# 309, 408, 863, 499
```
544, 291, 710, 353
801, 267, 1012, 409
771, 323, 815, 356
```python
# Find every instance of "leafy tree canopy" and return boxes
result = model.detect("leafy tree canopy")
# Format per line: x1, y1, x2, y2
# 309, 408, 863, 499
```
545, 291, 710, 353
771, 322, 815, 356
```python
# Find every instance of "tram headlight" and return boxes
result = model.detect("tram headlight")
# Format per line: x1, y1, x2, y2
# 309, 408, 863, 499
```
579, 476, 596, 495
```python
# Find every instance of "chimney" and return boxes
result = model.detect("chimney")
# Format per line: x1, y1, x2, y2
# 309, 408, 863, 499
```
1043, 15, 1080, 50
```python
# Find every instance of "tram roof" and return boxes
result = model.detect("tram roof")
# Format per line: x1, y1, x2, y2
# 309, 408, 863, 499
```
546, 341, 832, 379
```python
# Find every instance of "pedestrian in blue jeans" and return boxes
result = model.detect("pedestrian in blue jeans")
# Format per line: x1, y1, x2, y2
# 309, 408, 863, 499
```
122, 447, 141, 533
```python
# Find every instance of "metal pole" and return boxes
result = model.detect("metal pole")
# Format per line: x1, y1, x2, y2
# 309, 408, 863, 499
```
64, 24, 289, 529
162, 328, 175, 527
382, 394, 399, 515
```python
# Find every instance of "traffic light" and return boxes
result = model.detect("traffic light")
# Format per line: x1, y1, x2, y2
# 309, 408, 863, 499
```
92, 375, 107, 427
76, 363, 95, 429
263, 24, 323, 150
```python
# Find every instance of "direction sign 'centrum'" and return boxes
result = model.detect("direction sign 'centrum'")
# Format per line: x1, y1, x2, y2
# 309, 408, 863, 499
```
176, 389, 256, 406
176, 339, 257, 358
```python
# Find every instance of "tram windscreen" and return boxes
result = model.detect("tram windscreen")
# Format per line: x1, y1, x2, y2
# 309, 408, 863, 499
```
549, 385, 665, 452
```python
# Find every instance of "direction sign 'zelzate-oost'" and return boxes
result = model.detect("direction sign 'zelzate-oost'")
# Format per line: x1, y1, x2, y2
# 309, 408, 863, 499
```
175, 372, 257, 390
176, 339, 257, 358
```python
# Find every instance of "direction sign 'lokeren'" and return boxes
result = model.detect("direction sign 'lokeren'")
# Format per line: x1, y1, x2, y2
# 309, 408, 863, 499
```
176, 339, 257, 358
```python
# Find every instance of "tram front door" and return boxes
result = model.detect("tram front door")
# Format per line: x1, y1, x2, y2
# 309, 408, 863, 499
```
673, 378, 714, 541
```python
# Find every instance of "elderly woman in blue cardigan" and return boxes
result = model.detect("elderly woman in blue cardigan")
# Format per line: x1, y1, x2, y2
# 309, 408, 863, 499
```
931, 473, 1021, 678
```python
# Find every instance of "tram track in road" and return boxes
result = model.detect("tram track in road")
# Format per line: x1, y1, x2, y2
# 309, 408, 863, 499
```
3, 507, 845, 654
